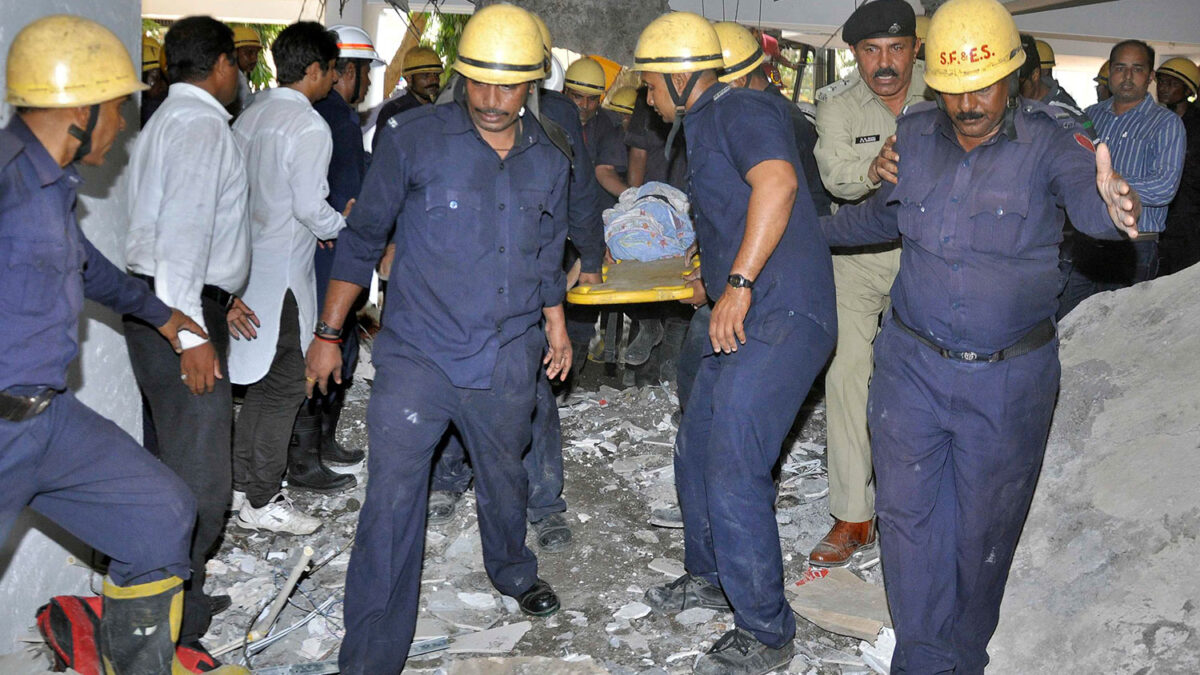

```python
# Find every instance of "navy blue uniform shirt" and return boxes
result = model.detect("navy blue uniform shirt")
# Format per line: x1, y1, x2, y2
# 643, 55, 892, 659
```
332, 101, 569, 389
684, 84, 837, 339
824, 100, 1123, 353
765, 83, 831, 217
0, 117, 171, 392
585, 110, 626, 209
539, 90, 606, 274
372, 91, 425, 153
315, 89, 366, 212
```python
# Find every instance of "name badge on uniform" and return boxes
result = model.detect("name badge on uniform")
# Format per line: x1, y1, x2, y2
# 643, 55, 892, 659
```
855, 134, 881, 144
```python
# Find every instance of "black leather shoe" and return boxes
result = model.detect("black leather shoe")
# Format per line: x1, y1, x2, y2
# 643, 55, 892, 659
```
516, 579, 560, 617
207, 593, 232, 616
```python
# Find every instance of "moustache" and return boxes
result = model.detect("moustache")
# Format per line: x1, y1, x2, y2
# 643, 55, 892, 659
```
873, 68, 899, 79
955, 111, 986, 122
477, 108, 507, 116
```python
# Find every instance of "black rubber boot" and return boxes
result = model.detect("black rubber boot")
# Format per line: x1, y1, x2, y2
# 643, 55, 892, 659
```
319, 391, 364, 466
287, 412, 356, 494
100, 576, 182, 675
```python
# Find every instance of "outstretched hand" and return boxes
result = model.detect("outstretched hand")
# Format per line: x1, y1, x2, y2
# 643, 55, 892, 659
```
1095, 142, 1140, 238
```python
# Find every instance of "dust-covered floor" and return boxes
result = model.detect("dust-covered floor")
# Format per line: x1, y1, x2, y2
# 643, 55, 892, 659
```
201, 345, 885, 674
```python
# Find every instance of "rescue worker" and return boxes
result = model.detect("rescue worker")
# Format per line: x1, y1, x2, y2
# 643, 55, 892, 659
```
123, 16, 253, 671
810, 0, 925, 569
305, 6, 569, 672
1018, 33, 1092, 133
423, 10, 604, 553
594, 85, 636, 197
1156, 57, 1200, 274
822, 0, 1142, 669
1060, 40, 1185, 315
230, 25, 262, 116
635, 12, 837, 674
140, 35, 168, 127
1095, 59, 1112, 101
294, 24, 386, 488
1035, 38, 1057, 80
1, 15, 244, 675
229, 22, 348, 534
564, 57, 615, 161
715, 21, 830, 218
373, 46, 443, 146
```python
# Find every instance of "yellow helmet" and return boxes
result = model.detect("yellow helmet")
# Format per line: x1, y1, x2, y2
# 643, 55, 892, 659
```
452, 4, 545, 85
529, 12, 552, 55
402, 47, 443, 77
1035, 39, 1055, 68
1158, 57, 1199, 97
232, 26, 262, 49
634, 12, 724, 74
1094, 60, 1110, 86
143, 35, 163, 73
923, 0, 1025, 94
915, 15, 931, 41
6, 15, 148, 108
603, 86, 638, 114
713, 22, 764, 84
564, 57, 606, 95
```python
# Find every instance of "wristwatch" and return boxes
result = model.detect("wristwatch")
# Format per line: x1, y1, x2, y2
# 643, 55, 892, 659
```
726, 274, 755, 289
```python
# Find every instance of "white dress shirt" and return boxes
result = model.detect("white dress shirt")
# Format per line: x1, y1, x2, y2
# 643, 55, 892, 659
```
126, 82, 250, 350
230, 86, 345, 385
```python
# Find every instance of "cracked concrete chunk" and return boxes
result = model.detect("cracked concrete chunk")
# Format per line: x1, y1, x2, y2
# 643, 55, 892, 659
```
448, 621, 532, 654
990, 267, 1200, 673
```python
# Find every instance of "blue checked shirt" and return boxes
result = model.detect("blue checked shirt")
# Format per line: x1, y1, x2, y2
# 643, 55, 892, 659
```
1086, 94, 1186, 233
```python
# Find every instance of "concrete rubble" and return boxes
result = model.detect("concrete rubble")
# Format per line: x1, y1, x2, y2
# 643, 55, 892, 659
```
988, 266, 1200, 674
182, 344, 887, 673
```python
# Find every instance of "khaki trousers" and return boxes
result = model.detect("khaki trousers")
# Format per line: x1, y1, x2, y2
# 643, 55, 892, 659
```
824, 246, 901, 522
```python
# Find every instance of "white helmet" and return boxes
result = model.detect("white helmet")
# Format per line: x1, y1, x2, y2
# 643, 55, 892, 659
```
328, 24, 385, 66
543, 54, 565, 92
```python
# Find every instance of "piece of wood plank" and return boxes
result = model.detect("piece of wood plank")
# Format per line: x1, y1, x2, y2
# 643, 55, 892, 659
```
786, 567, 892, 642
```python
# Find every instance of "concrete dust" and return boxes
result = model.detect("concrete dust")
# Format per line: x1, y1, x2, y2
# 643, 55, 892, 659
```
199, 345, 876, 673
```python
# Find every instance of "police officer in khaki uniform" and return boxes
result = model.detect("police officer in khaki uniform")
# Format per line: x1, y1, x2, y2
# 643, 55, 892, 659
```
810, 0, 926, 567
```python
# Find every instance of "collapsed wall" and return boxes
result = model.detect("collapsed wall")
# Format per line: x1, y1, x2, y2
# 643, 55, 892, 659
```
989, 263, 1200, 673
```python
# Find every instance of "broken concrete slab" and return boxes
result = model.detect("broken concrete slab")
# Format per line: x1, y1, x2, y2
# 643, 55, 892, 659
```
989, 267, 1200, 673
674, 607, 717, 626
446, 654, 608, 674
613, 601, 651, 621
648, 557, 685, 578
447, 621, 531, 654
786, 567, 892, 642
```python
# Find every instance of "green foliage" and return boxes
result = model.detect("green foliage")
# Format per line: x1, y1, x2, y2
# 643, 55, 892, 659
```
229, 23, 287, 91
411, 11, 470, 86
142, 18, 166, 42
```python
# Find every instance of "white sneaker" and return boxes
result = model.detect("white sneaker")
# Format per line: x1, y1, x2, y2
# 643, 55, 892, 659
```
231, 490, 246, 515
234, 493, 322, 535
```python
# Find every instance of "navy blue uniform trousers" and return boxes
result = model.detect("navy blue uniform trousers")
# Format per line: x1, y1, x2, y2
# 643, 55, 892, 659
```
677, 312, 833, 649
339, 328, 544, 675
0, 392, 194, 586
868, 321, 1059, 674
430, 372, 565, 523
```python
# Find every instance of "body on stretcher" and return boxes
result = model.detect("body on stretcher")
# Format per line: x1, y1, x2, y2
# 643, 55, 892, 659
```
566, 256, 698, 305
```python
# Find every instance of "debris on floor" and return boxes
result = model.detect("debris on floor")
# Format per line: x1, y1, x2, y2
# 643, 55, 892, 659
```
786, 567, 892, 642
186, 343, 880, 673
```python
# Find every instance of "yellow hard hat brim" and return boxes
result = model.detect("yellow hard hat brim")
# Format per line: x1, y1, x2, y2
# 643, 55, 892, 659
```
453, 59, 543, 86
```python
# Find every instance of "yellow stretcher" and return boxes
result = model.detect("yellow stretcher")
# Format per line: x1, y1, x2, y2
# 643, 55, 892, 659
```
566, 256, 698, 305
566, 256, 699, 384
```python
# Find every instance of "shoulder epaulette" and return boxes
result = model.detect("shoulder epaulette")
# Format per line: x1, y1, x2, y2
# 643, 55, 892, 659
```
815, 76, 855, 104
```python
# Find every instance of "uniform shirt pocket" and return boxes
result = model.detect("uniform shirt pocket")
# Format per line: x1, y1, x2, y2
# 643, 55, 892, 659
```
886, 179, 936, 245
967, 188, 1033, 256
518, 188, 551, 253
0, 237, 66, 315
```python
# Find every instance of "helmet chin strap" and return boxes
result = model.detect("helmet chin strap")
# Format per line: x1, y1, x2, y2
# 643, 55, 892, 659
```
662, 71, 702, 160
68, 104, 100, 163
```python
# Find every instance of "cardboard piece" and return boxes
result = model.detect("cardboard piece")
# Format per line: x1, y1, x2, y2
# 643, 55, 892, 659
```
786, 567, 893, 642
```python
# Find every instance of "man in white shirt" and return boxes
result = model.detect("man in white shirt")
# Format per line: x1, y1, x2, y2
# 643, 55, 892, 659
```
123, 16, 256, 671
230, 22, 347, 534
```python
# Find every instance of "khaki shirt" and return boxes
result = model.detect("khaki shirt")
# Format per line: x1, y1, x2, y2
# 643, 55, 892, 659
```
815, 61, 928, 204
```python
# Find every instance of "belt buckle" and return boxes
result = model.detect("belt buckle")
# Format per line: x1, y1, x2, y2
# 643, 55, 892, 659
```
960, 351, 978, 362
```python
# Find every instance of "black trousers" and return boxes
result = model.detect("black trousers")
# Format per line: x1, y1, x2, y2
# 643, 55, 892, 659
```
233, 291, 306, 507
124, 295, 232, 643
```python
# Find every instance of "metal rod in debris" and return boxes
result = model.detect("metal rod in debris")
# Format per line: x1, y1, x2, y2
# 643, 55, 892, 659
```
248, 545, 314, 643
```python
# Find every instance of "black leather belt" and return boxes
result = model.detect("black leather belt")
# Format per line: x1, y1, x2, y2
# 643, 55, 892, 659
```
0, 388, 58, 422
891, 310, 1055, 363
130, 273, 235, 310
